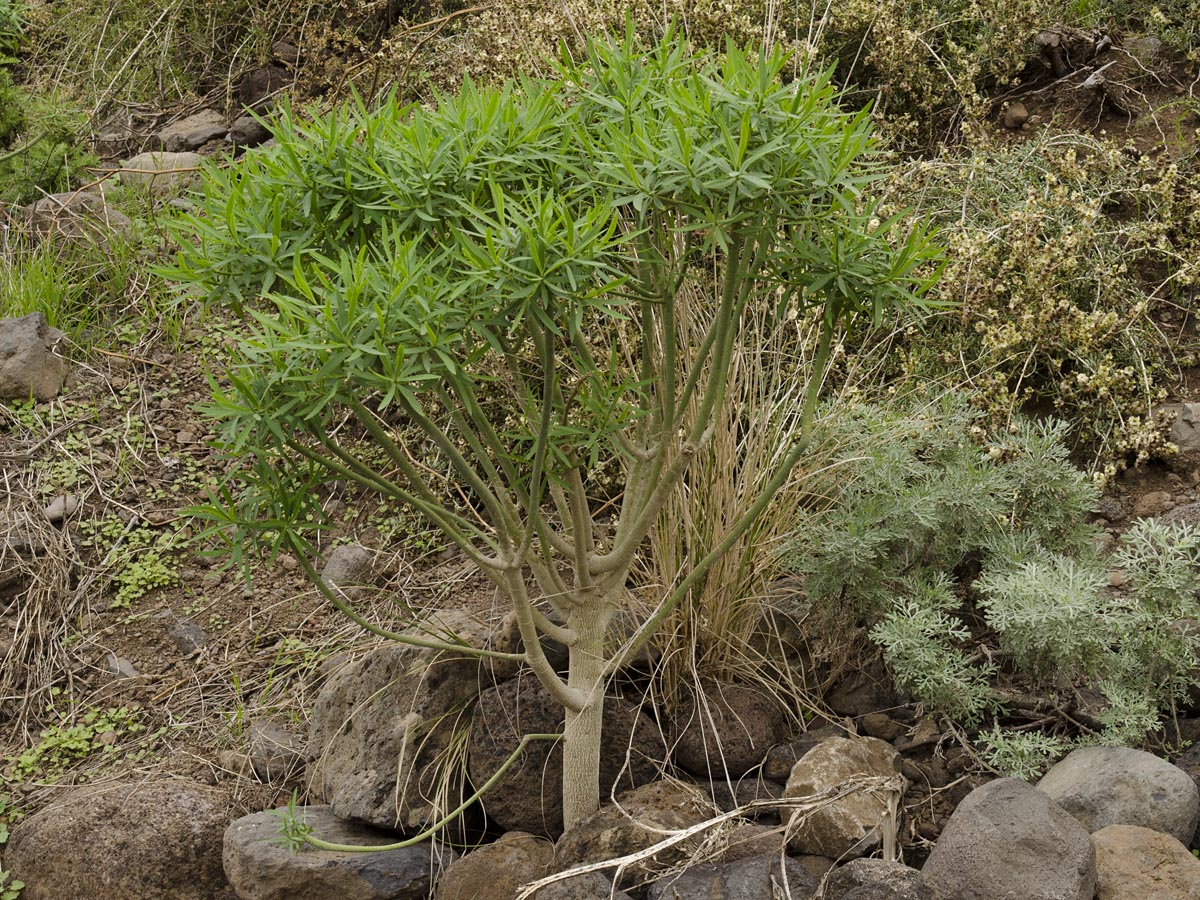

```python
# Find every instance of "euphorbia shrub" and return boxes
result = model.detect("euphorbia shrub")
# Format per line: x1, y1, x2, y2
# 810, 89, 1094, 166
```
173, 28, 941, 831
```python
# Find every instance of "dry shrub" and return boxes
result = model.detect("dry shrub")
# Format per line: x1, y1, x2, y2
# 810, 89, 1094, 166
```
885, 131, 1200, 470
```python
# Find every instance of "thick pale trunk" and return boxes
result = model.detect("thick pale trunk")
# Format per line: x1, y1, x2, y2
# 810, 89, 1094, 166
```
560, 602, 611, 831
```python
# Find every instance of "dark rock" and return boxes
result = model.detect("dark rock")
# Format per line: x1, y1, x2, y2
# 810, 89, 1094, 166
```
1163, 502, 1200, 529
648, 852, 819, 900
825, 858, 926, 900
716, 822, 786, 863
247, 720, 305, 781
229, 113, 272, 147
0, 313, 66, 402
468, 674, 662, 837
826, 657, 898, 718
434, 831, 553, 900
308, 644, 481, 832
169, 617, 209, 655
528, 872, 633, 900
919, 778, 1095, 900
158, 109, 226, 151
239, 65, 289, 110
859, 713, 905, 742
762, 724, 848, 783
783, 736, 903, 859
1096, 495, 1125, 522
701, 774, 784, 821
25, 192, 132, 246
271, 40, 300, 67
1037, 746, 1199, 844
672, 681, 786, 778
223, 805, 455, 900
6, 780, 236, 900
554, 780, 720, 888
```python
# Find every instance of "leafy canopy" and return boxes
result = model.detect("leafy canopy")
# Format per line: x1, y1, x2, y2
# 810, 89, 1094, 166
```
172, 28, 940, 571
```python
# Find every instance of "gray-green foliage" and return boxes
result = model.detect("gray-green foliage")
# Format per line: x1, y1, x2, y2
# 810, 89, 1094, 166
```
792, 397, 1200, 742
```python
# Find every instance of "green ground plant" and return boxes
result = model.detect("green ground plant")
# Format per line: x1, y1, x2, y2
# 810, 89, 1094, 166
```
171, 29, 939, 831
790, 395, 1200, 750
78, 516, 181, 608
2, 694, 148, 783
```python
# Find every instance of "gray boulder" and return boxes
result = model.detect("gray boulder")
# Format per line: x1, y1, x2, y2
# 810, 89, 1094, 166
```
434, 831, 553, 900
158, 109, 227, 151
0, 313, 66, 402
223, 805, 454, 900
308, 644, 481, 832
119, 151, 203, 194
783, 736, 903, 859
825, 858, 927, 900
5, 779, 236, 900
1037, 746, 1199, 844
25, 191, 132, 245
648, 852, 818, 899
1092, 823, 1200, 900
468, 675, 662, 837
672, 681, 786, 778
919, 778, 1095, 900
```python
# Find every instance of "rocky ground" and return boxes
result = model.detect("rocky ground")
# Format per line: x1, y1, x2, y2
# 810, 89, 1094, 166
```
3, 18, 1200, 900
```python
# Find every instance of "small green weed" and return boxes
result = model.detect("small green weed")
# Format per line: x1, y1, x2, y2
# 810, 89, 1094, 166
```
78, 516, 181, 609
2, 694, 150, 783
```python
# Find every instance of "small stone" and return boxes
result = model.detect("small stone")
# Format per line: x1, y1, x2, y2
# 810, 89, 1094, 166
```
321, 542, 375, 590
157, 109, 226, 152
168, 617, 209, 655
825, 858, 925, 900
44, 494, 80, 523
859, 712, 905, 742
1003, 102, 1030, 129
0, 313, 68, 401
230, 113, 272, 147
105, 654, 139, 679
1132, 490, 1173, 518
271, 40, 300, 67
239, 65, 289, 110
25, 192, 133, 246
119, 152, 203, 195
247, 720, 305, 782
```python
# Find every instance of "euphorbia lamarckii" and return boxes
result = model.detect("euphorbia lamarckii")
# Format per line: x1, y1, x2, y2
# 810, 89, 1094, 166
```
184, 29, 941, 836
